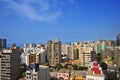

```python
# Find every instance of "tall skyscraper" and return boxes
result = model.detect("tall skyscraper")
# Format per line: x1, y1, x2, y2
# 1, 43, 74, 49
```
116, 34, 120, 46
47, 38, 61, 67
0, 45, 21, 80
0, 39, 6, 48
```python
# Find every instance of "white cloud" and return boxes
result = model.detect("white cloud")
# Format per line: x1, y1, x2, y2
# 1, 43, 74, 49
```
2, 0, 77, 23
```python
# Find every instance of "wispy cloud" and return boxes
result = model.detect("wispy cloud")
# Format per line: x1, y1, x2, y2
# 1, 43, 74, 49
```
2, 0, 77, 23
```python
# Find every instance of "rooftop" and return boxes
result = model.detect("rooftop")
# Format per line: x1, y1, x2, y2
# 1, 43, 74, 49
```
58, 68, 70, 73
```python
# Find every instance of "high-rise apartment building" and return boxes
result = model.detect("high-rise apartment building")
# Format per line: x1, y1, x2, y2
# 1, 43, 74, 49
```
0, 46, 21, 80
98, 40, 108, 53
27, 54, 37, 66
116, 34, 120, 46
61, 44, 74, 60
73, 42, 82, 60
79, 47, 93, 67
101, 49, 114, 66
91, 50, 97, 61
26, 52, 46, 66
0, 39, 6, 49
114, 46, 120, 67
22, 44, 47, 66
72, 42, 93, 67
47, 38, 61, 67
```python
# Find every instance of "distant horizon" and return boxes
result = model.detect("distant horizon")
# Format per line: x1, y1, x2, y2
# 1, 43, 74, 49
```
6, 36, 117, 47
0, 0, 120, 47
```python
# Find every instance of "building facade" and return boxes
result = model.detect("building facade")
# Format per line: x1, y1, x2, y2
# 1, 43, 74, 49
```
116, 34, 120, 46
114, 46, 120, 67
47, 38, 61, 67
56, 69, 70, 80
61, 44, 74, 60
72, 42, 94, 67
0, 46, 21, 80
86, 61, 105, 80
38, 65, 50, 80
21, 44, 47, 66
0, 39, 6, 49
26, 64, 50, 80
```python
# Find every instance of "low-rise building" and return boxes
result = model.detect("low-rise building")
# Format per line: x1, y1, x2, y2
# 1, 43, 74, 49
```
70, 75, 86, 80
26, 64, 50, 80
86, 61, 105, 80
56, 68, 70, 80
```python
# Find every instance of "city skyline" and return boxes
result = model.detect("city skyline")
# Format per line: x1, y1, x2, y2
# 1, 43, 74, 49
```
0, 0, 120, 46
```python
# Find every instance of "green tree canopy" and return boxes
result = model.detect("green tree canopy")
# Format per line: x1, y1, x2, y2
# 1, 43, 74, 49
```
100, 62, 108, 70
118, 66, 120, 72
72, 64, 78, 70
96, 53, 102, 64
55, 63, 63, 70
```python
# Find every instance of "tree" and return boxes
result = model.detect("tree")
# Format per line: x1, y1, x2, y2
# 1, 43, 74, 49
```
79, 66, 88, 71
20, 63, 27, 68
118, 67, 120, 80
96, 53, 102, 64
118, 66, 120, 72
107, 71, 117, 80
100, 62, 108, 70
72, 64, 78, 70
22, 72, 26, 77
55, 63, 63, 70
20, 63, 27, 73
79, 66, 84, 70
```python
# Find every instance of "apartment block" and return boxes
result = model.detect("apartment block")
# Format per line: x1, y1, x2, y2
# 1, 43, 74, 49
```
0, 46, 21, 80
116, 34, 120, 46
114, 46, 120, 67
47, 38, 61, 67
21, 44, 47, 66
72, 42, 93, 67
101, 49, 114, 66
61, 44, 74, 60
26, 64, 50, 80
0, 39, 6, 49
79, 47, 93, 67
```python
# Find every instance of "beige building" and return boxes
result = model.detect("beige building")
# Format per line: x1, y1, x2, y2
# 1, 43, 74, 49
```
26, 52, 46, 66
61, 44, 68, 56
26, 70, 38, 80
73, 42, 82, 60
73, 42, 93, 67
79, 47, 93, 67
114, 46, 120, 67
47, 38, 61, 67
0, 47, 21, 80
61, 44, 74, 60
27, 53, 38, 66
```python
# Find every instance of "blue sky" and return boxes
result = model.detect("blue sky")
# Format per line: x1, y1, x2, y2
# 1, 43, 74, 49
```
0, 0, 120, 46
